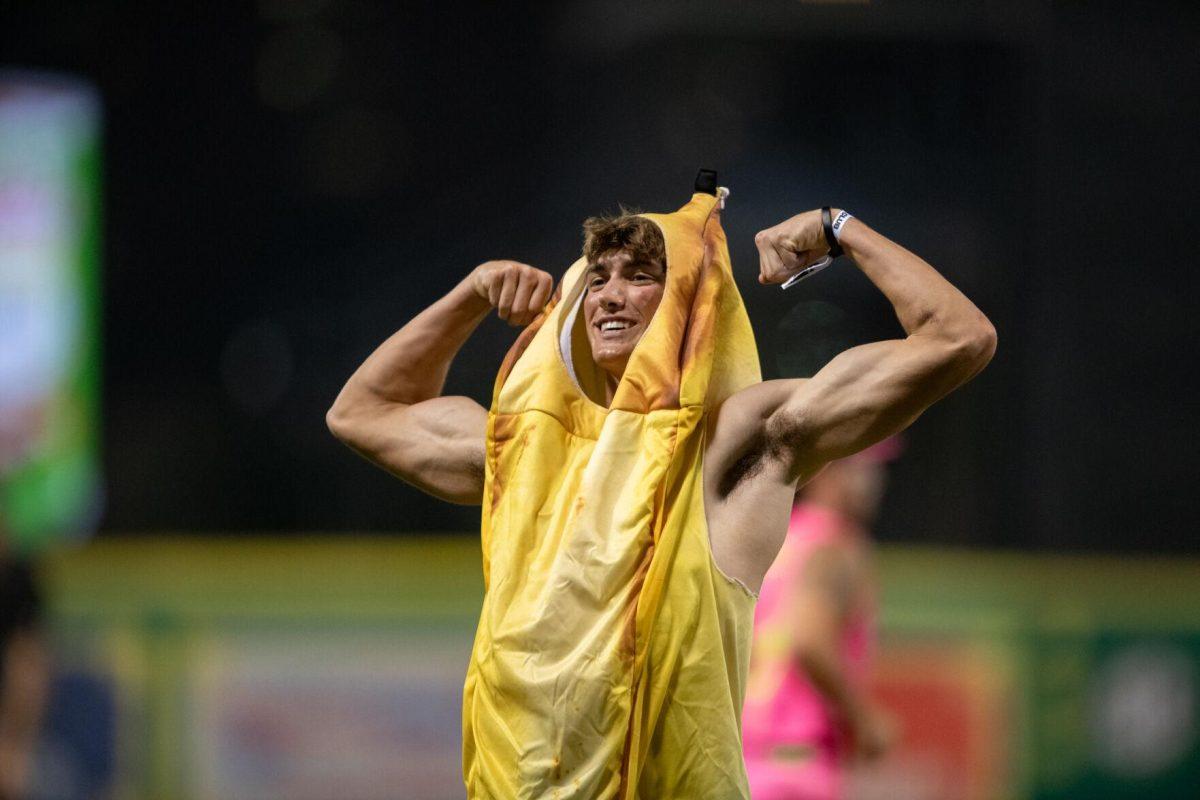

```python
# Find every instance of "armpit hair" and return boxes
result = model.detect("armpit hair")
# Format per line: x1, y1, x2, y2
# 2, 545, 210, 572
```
715, 408, 809, 497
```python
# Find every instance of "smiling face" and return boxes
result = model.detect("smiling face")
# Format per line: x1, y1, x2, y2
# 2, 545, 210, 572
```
582, 249, 666, 387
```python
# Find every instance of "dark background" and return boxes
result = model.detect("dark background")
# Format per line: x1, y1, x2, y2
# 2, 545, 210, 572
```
3, 1, 1197, 550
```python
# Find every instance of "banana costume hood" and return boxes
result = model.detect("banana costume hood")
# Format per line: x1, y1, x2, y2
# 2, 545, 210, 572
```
465, 173, 762, 799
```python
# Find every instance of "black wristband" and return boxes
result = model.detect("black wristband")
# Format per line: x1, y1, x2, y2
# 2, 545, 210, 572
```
821, 206, 843, 258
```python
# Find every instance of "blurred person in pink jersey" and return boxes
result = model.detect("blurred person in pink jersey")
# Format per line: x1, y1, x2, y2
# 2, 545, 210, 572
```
743, 438, 902, 800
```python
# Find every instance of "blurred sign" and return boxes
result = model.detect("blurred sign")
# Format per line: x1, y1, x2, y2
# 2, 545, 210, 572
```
38, 539, 1200, 800
852, 640, 1016, 800
0, 71, 103, 552
1033, 633, 1200, 799
188, 631, 468, 800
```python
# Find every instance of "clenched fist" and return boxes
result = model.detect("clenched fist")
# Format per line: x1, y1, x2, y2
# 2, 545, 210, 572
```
469, 260, 555, 327
753, 208, 843, 285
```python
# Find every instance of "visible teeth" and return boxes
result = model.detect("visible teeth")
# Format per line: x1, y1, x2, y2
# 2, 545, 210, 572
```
601, 321, 630, 331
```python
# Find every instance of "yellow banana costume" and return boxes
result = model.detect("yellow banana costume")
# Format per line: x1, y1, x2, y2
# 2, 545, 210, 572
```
465, 183, 761, 799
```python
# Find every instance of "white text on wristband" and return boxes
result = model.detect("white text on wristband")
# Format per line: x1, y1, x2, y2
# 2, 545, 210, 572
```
831, 210, 853, 240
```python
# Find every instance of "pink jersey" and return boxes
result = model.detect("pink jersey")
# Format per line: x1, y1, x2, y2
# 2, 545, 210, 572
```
742, 504, 874, 800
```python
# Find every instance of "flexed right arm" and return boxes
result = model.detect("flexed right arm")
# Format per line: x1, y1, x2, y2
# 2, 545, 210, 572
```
326, 261, 553, 504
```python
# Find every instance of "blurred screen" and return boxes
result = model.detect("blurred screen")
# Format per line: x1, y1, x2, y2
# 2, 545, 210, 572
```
0, 71, 102, 553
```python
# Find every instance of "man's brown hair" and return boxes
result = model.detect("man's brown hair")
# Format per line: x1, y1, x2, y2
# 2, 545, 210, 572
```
582, 211, 666, 269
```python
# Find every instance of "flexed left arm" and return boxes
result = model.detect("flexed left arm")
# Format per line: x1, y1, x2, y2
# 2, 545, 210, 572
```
750, 210, 997, 479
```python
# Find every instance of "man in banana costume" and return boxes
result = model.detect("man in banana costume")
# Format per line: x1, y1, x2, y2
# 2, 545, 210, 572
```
329, 173, 995, 799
